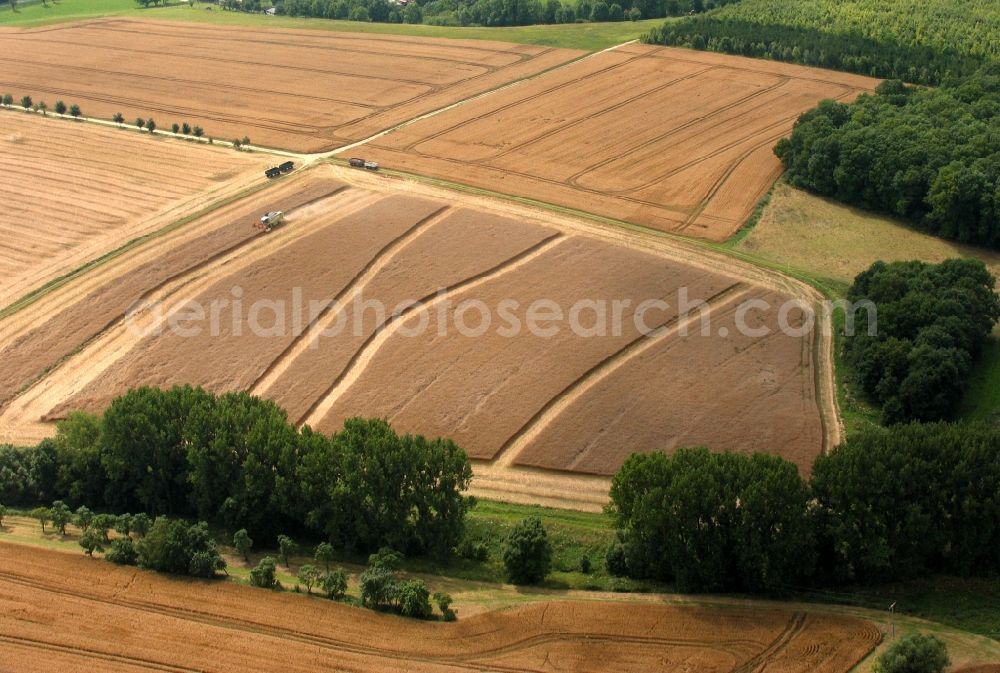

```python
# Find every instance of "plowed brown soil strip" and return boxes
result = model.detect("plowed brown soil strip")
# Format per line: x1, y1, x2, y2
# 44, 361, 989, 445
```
0, 543, 880, 673
0, 112, 269, 309
362, 43, 878, 240
0, 19, 582, 153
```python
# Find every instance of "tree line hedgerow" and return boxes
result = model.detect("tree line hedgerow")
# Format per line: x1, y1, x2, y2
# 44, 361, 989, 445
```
606, 422, 1000, 593
1, 386, 473, 554
775, 70, 1000, 249
223, 0, 739, 29
642, 0, 1000, 85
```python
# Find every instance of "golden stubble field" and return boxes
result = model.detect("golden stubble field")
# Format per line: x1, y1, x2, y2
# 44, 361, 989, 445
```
0, 542, 882, 673
0, 164, 838, 510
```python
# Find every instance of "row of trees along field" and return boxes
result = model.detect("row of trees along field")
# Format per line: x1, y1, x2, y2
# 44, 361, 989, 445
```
607, 421, 1000, 592
776, 71, 1000, 249
0, 387, 473, 554
643, 0, 1000, 85
230, 0, 740, 28
844, 259, 1000, 424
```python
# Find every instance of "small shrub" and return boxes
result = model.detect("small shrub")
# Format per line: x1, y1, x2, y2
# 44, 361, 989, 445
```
605, 542, 629, 577
249, 556, 279, 589
107, 538, 138, 566
580, 555, 592, 574
501, 517, 552, 585
397, 579, 432, 619
321, 568, 348, 600
874, 632, 949, 673
54, 100, 66, 115
79, 529, 104, 556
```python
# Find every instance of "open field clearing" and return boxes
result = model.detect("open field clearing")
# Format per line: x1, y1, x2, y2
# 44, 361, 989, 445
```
362, 43, 878, 240
0, 542, 881, 673
735, 182, 1000, 426
0, 110, 269, 309
0, 167, 836, 509
735, 183, 1000, 287
0, 18, 581, 152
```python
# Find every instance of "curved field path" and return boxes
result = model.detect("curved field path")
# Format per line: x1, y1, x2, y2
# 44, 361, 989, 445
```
0, 166, 841, 510
0, 543, 881, 673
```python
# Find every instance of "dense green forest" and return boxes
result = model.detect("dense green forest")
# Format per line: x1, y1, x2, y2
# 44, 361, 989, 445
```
844, 259, 1000, 423
643, 0, 1000, 85
228, 0, 739, 28
608, 422, 1000, 591
775, 72, 1000, 248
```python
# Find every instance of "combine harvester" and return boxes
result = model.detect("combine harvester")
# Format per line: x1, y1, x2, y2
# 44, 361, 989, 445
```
255, 211, 284, 233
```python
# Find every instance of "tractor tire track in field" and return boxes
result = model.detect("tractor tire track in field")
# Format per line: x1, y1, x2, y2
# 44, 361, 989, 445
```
440, 65, 718, 164
676, 88, 864, 234
493, 282, 749, 469
249, 204, 453, 396
730, 612, 808, 673
0, 634, 201, 673
0, 568, 773, 673
562, 76, 792, 190
298, 234, 566, 427
397, 51, 650, 153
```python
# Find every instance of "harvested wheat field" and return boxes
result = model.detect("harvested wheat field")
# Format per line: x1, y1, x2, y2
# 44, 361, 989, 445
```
0, 543, 881, 673
362, 43, 878, 240
0, 19, 581, 153
0, 167, 835, 508
0, 166, 346, 411
0, 110, 269, 309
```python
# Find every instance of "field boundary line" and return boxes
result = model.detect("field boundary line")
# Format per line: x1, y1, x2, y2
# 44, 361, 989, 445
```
493, 283, 749, 469
336, 164, 845, 453
299, 234, 566, 428
249, 204, 453, 396
327, 40, 638, 158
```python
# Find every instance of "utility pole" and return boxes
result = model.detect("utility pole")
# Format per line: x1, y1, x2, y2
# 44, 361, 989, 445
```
889, 601, 897, 639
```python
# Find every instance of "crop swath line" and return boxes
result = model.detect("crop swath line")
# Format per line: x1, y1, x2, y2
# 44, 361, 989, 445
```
478, 65, 718, 164
563, 77, 792, 190
249, 204, 453, 396
397, 52, 651, 152
0, 55, 397, 111
298, 234, 566, 428
80, 21, 536, 68
0, 569, 771, 673
0, 45, 458, 91
494, 282, 749, 469
0, 634, 201, 673
676, 88, 863, 234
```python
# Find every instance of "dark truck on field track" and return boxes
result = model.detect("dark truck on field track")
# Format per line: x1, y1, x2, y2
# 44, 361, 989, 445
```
265, 161, 295, 179
349, 157, 379, 170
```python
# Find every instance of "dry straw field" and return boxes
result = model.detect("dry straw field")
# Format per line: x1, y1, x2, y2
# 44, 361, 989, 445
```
0, 112, 269, 308
0, 543, 882, 673
0, 166, 836, 509
0, 19, 581, 152
363, 43, 878, 240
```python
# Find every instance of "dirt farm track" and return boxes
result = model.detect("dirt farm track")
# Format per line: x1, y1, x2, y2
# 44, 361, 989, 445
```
0, 20, 877, 240
0, 18, 857, 508
0, 543, 881, 673
0, 163, 839, 510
